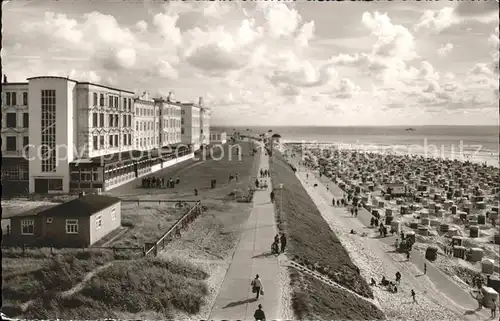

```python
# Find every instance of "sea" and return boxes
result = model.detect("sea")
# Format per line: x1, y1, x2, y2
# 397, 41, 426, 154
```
212, 125, 500, 168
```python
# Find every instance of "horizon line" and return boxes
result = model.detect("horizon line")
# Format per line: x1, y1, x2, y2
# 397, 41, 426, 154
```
210, 124, 500, 128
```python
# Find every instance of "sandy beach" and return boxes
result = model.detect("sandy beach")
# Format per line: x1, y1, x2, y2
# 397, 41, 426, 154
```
284, 143, 498, 321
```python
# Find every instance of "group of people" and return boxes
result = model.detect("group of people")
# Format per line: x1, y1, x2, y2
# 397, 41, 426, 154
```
271, 233, 287, 255
141, 176, 179, 189
250, 275, 266, 320
255, 178, 268, 189
259, 168, 270, 178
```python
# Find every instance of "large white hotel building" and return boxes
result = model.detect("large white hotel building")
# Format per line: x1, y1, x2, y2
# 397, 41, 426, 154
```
1, 76, 211, 195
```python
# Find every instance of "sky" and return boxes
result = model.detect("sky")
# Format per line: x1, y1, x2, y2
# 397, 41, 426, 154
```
2, 0, 499, 126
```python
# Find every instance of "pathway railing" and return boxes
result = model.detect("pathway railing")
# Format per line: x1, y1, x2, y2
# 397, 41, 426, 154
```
144, 201, 203, 256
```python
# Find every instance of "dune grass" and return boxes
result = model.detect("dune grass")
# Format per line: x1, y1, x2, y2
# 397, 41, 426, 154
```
289, 268, 385, 320
270, 151, 382, 319
21, 257, 209, 320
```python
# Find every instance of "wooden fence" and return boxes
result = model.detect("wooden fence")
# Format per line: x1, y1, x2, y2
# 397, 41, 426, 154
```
144, 201, 203, 256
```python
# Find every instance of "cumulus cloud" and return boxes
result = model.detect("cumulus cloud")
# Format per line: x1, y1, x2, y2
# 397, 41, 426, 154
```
332, 78, 361, 99
437, 43, 453, 56
152, 12, 182, 46
155, 60, 179, 80
414, 7, 456, 33
135, 20, 148, 33
258, 2, 301, 38
295, 21, 315, 47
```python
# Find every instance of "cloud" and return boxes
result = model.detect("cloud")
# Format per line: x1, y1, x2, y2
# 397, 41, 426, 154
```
414, 7, 456, 33
437, 43, 453, 56
269, 51, 337, 88
295, 21, 315, 47
258, 2, 301, 38
135, 20, 148, 33
470, 63, 494, 77
152, 12, 182, 47
69, 69, 101, 83
155, 60, 179, 80
333, 78, 361, 99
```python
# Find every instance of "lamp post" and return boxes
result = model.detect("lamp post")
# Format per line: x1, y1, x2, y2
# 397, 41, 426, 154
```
279, 183, 284, 217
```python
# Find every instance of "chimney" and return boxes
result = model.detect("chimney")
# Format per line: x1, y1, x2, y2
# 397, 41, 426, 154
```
198, 96, 203, 106
3, 75, 7, 83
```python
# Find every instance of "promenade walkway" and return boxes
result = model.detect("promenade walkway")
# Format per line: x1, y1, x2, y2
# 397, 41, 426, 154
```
296, 163, 489, 320
209, 151, 281, 320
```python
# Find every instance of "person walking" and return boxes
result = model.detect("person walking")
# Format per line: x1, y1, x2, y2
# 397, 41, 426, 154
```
424, 263, 427, 275
411, 289, 416, 303
251, 275, 263, 300
254, 304, 266, 321
491, 299, 497, 318
280, 233, 287, 253
354, 207, 358, 217
270, 191, 275, 203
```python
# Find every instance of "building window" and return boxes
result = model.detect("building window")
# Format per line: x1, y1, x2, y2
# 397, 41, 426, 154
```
11, 92, 17, 105
114, 115, 119, 127
108, 114, 113, 127
93, 93, 98, 106
114, 97, 118, 109
114, 134, 118, 146
109, 95, 113, 108
93, 112, 98, 127
123, 115, 127, 127
136, 122, 139, 131
123, 98, 127, 110
21, 219, 35, 235
181, 128, 185, 135
23, 113, 29, 128
109, 135, 114, 147
111, 208, 116, 221
23, 136, 29, 149
93, 136, 98, 150
123, 134, 127, 145
23, 92, 28, 105
6, 113, 16, 127
6, 136, 16, 151
99, 113, 104, 127
6, 92, 11, 105
99, 93, 104, 106
128, 134, 131, 145
48, 179, 63, 191
96, 215, 103, 230
66, 219, 79, 234
128, 98, 131, 111
100, 135, 104, 149
41, 89, 57, 172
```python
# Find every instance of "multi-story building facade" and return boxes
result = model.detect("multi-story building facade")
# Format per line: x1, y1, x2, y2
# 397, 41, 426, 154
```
155, 96, 182, 148
134, 92, 159, 151
1, 76, 193, 195
1, 82, 30, 193
198, 97, 211, 147
180, 103, 201, 151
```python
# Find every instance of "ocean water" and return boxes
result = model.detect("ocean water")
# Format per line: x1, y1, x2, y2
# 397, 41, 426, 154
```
212, 125, 500, 167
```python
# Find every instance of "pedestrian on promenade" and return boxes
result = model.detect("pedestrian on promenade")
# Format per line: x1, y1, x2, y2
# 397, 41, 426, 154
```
274, 234, 279, 244
332, 197, 336, 206
424, 263, 427, 275
251, 275, 263, 300
411, 289, 416, 303
491, 299, 497, 318
280, 233, 287, 253
270, 191, 275, 203
255, 179, 260, 189
351, 208, 355, 216
354, 207, 358, 217
254, 304, 266, 321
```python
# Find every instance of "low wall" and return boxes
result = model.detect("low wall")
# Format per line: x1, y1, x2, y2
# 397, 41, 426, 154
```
106, 153, 194, 191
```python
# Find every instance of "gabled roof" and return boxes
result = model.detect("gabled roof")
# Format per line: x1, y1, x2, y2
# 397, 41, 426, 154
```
38, 194, 121, 218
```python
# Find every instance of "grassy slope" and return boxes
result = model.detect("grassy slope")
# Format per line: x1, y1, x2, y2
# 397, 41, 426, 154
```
270, 151, 384, 319
3, 141, 259, 319
22, 257, 208, 320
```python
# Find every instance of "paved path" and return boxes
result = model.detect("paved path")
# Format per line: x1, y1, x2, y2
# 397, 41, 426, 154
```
209, 150, 280, 321
298, 164, 488, 319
